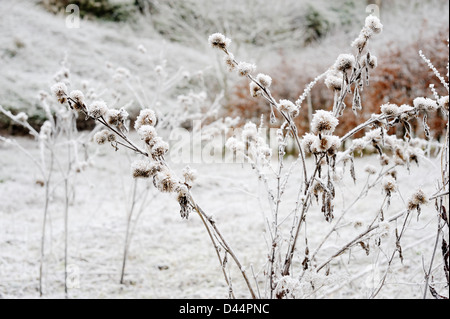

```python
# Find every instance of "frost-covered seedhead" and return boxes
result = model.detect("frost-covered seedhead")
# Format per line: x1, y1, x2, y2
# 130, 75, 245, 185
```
131, 160, 154, 179
256, 73, 272, 88
153, 170, 178, 193
413, 97, 439, 112
224, 53, 236, 72
360, 53, 378, 69
69, 90, 85, 108
137, 125, 157, 145
364, 165, 377, 175
302, 133, 317, 154
107, 108, 129, 132
237, 62, 256, 77
324, 71, 343, 91
382, 176, 397, 195
249, 82, 262, 97
208, 33, 231, 51
134, 109, 157, 130
225, 136, 246, 153
310, 135, 341, 155
151, 139, 169, 159
89, 100, 108, 119
380, 103, 400, 117
51, 82, 68, 103
365, 15, 383, 34
334, 54, 355, 72
278, 99, 297, 116
94, 129, 115, 145
311, 110, 339, 135
407, 189, 428, 212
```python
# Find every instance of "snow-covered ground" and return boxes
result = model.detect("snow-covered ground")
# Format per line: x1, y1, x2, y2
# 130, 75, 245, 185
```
0, 135, 446, 299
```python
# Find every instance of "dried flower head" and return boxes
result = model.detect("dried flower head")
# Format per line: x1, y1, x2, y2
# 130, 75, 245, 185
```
224, 53, 236, 72
176, 183, 192, 219
94, 129, 114, 145
327, 135, 341, 156
364, 128, 383, 144
107, 108, 129, 131
324, 71, 343, 91
154, 170, 178, 193
365, 15, 383, 34
131, 160, 153, 178
249, 82, 262, 97
69, 90, 85, 108
382, 176, 397, 195
51, 82, 68, 103
138, 125, 157, 145
208, 33, 231, 50
151, 139, 169, 158
380, 103, 400, 117
226, 137, 245, 153
379, 154, 390, 166
256, 73, 272, 88
351, 34, 367, 51
311, 110, 339, 135
360, 54, 378, 69
89, 100, 109, 119
312, 180, 325, 196
364, 165, 377, 175
302, 133, 318, 154
278, 99, 297, 114
134, 109, 157, 130
334, 54, 355, 72
413, 97, 439, 112
407, 189, 428, 211
311, 135, 340, 154
351, 138, 366, 153
237, 62, 256, 77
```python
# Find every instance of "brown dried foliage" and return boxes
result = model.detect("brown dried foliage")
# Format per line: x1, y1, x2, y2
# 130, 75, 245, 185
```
224, 29, 449, 141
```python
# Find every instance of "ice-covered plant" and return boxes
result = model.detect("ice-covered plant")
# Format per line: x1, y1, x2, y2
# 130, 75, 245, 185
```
0, 64, 96, 297
52, 86, 258, 299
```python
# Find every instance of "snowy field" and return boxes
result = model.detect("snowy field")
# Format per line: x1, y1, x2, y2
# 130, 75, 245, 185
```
0, 135, 445, 299
0, 0, 449, 300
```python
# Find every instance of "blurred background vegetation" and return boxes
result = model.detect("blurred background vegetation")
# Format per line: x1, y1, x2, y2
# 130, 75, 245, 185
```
1, 0, 448, 140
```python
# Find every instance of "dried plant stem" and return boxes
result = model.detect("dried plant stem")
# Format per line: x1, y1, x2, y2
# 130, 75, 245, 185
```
370, 209, 413, 298
193, 202, 257, 299
195, 207, 236, 299
282, 154, 325, 276
39, 150, 54, 297
316, 210, 406, 273
63, 116, 75, 297
120, 178, 138, 285
268, 143, 285, 298
423, 217, 443, 299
